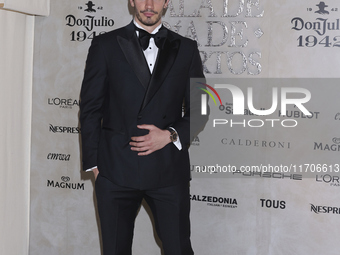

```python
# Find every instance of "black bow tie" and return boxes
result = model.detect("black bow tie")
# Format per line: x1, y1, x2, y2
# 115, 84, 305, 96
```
136, 26, 167, 50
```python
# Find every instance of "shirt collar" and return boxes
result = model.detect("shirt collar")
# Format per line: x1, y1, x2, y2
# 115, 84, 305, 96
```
133, 19, 162, 34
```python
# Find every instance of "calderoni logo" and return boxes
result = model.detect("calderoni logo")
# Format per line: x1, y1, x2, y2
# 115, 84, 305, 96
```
314, 137, 340, 152
47, 176, 85, 190
221, 137, 291, 150
47, 153, 71, 161
310, 203, 340, 214
49, 124, 80, 134
48, 98, 79, 109
190, 194, 237, 209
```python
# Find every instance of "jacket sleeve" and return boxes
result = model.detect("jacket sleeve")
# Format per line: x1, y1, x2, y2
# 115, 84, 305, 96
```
171, 40, 209, 149
79, 36, 108, 170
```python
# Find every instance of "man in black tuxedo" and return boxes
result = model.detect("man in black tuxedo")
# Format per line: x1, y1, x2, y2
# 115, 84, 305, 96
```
80, 0, 206, 254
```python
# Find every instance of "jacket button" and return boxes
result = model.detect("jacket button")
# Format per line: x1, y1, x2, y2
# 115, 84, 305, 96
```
137, 115, 142, 119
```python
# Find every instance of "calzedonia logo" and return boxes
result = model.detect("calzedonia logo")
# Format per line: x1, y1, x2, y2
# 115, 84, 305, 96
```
47, 176, 85, 190
190, 194, 237, 209
198, 82, 312, 128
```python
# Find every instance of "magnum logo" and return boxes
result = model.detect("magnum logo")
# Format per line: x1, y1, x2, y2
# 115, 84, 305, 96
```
47, 176, 85, 190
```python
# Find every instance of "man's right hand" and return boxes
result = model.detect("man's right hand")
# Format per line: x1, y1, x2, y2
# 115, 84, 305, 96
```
93, 167, 99, 180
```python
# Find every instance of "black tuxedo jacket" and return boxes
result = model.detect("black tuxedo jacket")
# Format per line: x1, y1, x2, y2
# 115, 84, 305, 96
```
80, 21, 205, 189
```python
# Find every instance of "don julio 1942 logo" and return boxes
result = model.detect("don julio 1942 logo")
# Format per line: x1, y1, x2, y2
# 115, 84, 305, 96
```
292, 1, 340, 48
65, 1, 114, 42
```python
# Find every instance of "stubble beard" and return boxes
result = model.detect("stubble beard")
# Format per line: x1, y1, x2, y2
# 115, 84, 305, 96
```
135, 9, 163, 27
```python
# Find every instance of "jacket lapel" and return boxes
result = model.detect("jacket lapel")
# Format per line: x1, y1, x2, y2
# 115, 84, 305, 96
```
117, 22, 151, 90
140, 31, 181, 111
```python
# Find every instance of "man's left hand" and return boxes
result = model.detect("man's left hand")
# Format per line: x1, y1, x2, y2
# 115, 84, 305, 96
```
130, 124, 171, 156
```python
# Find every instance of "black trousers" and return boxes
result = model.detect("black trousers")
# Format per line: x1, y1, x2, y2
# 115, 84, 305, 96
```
95, 174, 194, 255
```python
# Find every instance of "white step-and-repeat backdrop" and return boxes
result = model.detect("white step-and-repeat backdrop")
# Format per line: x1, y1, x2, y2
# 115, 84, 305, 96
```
31, 0, 340, 254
